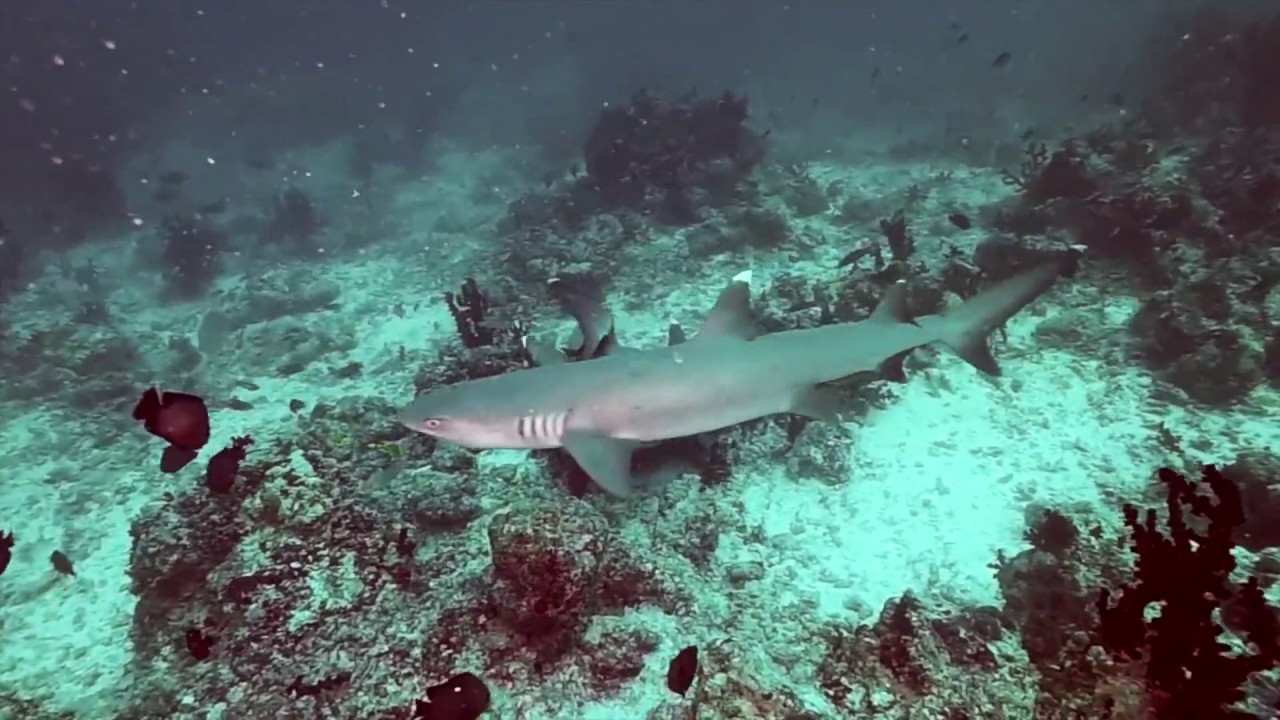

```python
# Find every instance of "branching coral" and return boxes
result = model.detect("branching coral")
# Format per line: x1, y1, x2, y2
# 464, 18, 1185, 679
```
879, 209, 914, 262
1096, 465, 1279, 719
444, 278, 496, 349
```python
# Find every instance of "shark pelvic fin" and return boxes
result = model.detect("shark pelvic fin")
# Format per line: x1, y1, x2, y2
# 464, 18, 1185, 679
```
879, 350, 912, 383
695, 273, 758, 341
871, 281, 917, 325
562, 431, 640, 497
791, 386, 843, 422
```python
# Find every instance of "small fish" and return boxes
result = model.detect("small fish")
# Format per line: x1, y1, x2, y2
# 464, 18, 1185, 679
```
185, 628, 216, 660
666, 645, 699, 696
197, 198, 228, 215
50, 550, 75, 577
414, 672, 491, 720
1109, 92, 1125, 107
1018, 128, 1035, 141
158, 171, 189, 186
837, 240, 879, 268
870, 65, 881, 86
991, 51, 1012, 69
1079, 93, 1090, 103
132, 388, 211, 473
206, 435, 253, 494
956, 32, 969, 44
947, 213, 972, 230
153, 187, 180, 203
0, 530, 13, 577
289, 399, 306, 414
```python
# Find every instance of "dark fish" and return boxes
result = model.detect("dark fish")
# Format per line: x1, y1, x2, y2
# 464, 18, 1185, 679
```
837, 240, 880, 268
1109, 92, 1125, 107
185, 628, 216, 660
956, 32, 969, 44
159, 171, 189, 185
50, 550, 75, 577
289, 399, 306, 413
1079, 93, 1089, 102
197, 198, 228, 215
947, 213, 972, 230
1019, 128, 1035, 141
154, 187, 181, 203
206, 435, 253, 494
991, 52, 1012, 69
666, 645, 699, 696
286, 672, 351, 699
414, 672, 491, 720
133, 388, 211, 473
225, 398, 253, 411
0, 530, 13, 577
160, 445, 199, 473
870, 65, 881, 86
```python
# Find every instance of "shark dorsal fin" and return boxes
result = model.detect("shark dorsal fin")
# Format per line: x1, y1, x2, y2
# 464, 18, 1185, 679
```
870, 281, 917, 325
694, 270, 758, 341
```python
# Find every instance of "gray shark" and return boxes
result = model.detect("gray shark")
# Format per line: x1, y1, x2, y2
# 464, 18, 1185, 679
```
399, 261, 1068, 497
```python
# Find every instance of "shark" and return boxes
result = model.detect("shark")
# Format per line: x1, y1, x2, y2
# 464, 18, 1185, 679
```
399, 260, 1070, 497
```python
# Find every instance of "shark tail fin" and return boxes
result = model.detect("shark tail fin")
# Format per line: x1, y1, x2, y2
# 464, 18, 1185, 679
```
933, 261, 1064, 376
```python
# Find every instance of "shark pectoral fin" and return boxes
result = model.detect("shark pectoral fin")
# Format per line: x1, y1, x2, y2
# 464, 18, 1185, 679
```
791, 386, 844, 422
562, 432, 640, 497
879, 349, 912, 383
694, 271, 758, 341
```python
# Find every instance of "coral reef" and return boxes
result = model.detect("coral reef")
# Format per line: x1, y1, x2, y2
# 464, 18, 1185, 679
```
583, 89, 765, 215
1096, 465, 1280, 719
156, 214, 226, 299
266, 186, 324, 250
1143, 7, 1280, 132
818, 593, 1031, 718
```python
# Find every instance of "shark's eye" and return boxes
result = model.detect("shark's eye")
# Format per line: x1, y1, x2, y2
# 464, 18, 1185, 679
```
422, 418, 443, 431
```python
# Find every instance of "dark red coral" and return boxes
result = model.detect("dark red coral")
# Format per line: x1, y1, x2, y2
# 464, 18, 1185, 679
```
1096, 465, 1279, 718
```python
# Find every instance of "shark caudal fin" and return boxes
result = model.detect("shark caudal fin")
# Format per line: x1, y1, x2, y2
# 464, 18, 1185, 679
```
932, 261, 1065, 376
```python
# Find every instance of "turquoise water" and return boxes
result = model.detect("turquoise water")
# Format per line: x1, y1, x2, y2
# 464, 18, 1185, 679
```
1, 2, 1278, 718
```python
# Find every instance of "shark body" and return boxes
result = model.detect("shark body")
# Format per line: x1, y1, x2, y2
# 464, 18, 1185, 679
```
399, 261, 1067, 496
